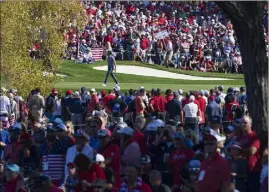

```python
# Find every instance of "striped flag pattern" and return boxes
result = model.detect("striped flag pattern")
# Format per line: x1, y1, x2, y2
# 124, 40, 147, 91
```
42, 154, 65, 181
91, 47, 104, 61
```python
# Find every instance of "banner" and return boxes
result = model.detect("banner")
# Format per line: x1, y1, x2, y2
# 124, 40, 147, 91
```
155, 30, 169, 39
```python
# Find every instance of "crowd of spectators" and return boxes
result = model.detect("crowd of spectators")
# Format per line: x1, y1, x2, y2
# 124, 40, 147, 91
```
61, 1, 269, 73
0, 84, 267, 192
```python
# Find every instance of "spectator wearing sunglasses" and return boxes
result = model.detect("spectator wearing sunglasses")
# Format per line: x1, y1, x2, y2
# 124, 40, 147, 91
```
238, 115, 261, 192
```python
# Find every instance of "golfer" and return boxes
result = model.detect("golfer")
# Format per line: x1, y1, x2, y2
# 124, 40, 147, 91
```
102, 51, 119, 87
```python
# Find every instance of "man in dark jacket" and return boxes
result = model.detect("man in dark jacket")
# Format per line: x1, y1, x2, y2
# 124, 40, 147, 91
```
61, 89, 73, 121
166, 92, 183, 122
45, 88, 58, 120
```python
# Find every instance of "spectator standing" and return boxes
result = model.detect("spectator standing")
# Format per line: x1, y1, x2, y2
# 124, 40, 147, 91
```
152, 89, 167, 122
117, 127, 141, 175
45, 88, 58, 121
0, 87, 11, 129
166, 92, 183, 123
183, 95, 200, 135
206, 96, 222, 122
61, 89, 73, 122
196, 131, 231, 192
68, 91, 85, 129
88, 88, 99, 116
40, 125, 68, 187
28, 87, 45, 123
0, 121, 9, 161
97, 129, 121, 187
239, 116, 261, 192
168, 132, 194, 190
65, 131, 93, 178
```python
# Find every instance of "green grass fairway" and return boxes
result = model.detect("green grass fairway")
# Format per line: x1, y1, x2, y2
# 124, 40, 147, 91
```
55, 60, 245, 92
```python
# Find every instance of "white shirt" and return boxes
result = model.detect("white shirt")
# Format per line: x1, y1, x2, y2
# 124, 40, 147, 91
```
166, 41, 173, 51
183, 102, 198, 118
0, 95, 10, 115
65, 144, 94, 177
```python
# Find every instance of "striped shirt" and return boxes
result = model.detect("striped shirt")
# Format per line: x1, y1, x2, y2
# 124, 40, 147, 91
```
40, 140, 67, 181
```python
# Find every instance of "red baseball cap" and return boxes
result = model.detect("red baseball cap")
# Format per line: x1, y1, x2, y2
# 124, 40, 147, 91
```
101, 90, 106, 95
66, 89, 73, 95
52, 88, 58, 94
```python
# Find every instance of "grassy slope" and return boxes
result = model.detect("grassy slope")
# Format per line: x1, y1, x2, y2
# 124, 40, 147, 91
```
55, 60, 244, 92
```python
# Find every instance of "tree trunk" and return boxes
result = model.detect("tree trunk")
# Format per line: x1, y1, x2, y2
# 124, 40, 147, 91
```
215, 2, 268, 137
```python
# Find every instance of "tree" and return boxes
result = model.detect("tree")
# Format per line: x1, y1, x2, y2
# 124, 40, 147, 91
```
215, 2, 268, 140
0, 1, 86, 97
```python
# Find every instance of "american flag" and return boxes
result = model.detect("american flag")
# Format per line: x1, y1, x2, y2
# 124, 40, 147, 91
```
40, 140, 67, 182
91, 47, 104, 61
42, 154, 65, 181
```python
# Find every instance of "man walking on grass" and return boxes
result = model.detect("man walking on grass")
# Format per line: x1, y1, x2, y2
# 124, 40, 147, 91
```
102, 51, 119, 87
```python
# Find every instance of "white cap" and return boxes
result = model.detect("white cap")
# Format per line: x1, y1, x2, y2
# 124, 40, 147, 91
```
94, 154, 105, 162
90, 88, 96, 92
114, 85, 120, 91
73, 91, 80, 97
189, 95, 195, 101
139, 86, 145, 91
146, 122, 158, 132
209, 129, 226, 142
178, 89, 183, 95
117, 127, 134, 136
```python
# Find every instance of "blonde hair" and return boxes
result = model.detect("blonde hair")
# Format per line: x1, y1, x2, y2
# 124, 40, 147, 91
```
65, 121, 74, 134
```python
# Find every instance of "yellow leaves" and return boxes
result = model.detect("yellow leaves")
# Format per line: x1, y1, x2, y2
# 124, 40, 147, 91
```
0, 1, 86, 97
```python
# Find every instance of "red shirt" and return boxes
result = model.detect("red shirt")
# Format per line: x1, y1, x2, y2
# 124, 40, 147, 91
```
90, 163, 106, 179
3, 175, 26, 192
169, 148, 195, 186
104, 35, 113, 44
225, 101, 239, 121
76, 169, 97, 192
100, 143, 120, 174
99, 143, 121, 187
140, 38, 150, 50
196, 153, 231, 192
88, 94, 99, 113
158, 17, 167, 25
103, 94, 116, 111
239, 131, 261, 172
153, 96, 167, 112
133, 129, 148, 154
